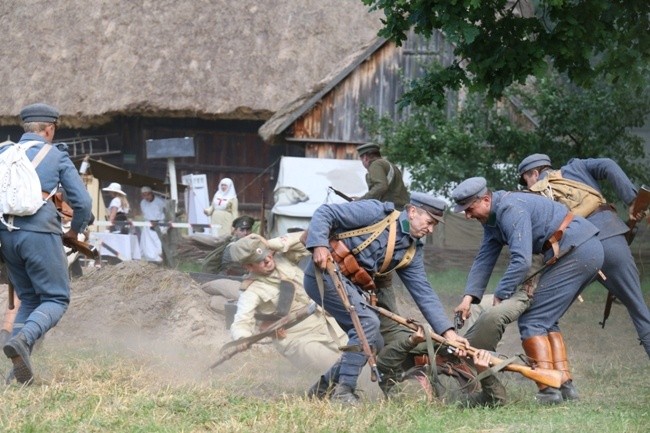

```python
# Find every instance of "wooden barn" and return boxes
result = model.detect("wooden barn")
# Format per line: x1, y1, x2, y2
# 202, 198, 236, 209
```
0, 0, 383, 219
259, 29, 460, 159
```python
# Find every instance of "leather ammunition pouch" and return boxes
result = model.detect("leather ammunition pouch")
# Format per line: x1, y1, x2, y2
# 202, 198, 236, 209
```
329, 239, 376, 291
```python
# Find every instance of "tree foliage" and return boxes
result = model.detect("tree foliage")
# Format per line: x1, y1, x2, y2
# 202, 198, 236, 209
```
361, 70, 650, 198
362, 0, 650, 107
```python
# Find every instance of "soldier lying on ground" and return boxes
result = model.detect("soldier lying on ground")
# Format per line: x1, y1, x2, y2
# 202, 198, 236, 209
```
376, 325, 506, 406
227, 232, 347, 378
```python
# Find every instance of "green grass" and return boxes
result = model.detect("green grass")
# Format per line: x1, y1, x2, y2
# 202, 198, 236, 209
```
1, 269, 648, 433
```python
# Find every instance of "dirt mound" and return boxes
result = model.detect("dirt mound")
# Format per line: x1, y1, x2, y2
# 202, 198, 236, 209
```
53, 261, 231, 352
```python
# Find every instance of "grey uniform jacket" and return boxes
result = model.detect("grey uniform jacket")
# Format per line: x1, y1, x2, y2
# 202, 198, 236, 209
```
464, 191, 599, 302
305, 199, 453, 335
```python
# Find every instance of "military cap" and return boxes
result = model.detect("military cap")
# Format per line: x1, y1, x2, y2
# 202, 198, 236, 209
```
410, 192, 446, 223
451, 177, 488, 213
227, 234, 269, 264
20, 103, 59, 123
232, 215, 254, 230
517, 153, 552, 186
356, 142, 381, 156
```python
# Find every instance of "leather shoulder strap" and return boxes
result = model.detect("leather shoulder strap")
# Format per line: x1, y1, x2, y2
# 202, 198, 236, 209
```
335, 210, 401, 255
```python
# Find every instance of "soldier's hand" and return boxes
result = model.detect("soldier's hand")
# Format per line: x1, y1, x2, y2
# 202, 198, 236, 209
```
63, 229, 79, 242
442, 329, 468, 358
312, 246, 332, 270
408, 326, 426, 345
453, 295, 473, 321
473, 349, 491, 372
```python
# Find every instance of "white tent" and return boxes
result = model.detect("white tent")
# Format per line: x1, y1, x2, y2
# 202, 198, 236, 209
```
270, 156, 368, 237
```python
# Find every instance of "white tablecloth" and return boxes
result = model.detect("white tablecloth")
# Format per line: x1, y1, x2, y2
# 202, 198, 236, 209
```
89, 232, 141, 261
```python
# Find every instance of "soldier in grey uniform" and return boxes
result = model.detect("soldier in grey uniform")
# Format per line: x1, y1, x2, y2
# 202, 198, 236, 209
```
451, 177, 604, 404
303, 193, 468, 404
1, 103, 93, 385
518, 154, 650, 357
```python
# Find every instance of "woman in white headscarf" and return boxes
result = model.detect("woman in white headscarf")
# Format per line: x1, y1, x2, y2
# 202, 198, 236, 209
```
204, 177, 239, 236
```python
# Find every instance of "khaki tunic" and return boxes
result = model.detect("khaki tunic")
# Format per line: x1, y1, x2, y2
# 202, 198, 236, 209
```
360, 158, 410, 209
230, 232, 347, 373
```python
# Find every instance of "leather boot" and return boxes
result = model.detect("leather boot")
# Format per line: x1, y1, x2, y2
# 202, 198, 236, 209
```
330, 383, 360, 405
3, 333, 34, 385
548, 331, 579, 401
307, 376, 335, 400
522, 335, 563, 405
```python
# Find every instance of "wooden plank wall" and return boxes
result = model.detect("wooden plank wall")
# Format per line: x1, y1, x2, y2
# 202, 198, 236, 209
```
293, 29, 458, 158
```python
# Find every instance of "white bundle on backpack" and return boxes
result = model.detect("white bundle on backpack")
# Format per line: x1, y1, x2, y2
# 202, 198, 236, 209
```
0, 140, 52, 230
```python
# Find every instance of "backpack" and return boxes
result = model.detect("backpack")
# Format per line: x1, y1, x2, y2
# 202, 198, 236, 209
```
0, 140, 53, 230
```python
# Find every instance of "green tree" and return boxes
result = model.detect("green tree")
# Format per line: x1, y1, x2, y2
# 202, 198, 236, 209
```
362, 70, 650, 197
362, 0, 650, 107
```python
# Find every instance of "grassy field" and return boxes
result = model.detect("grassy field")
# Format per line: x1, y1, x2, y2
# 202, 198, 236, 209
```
0, 271, 648, 433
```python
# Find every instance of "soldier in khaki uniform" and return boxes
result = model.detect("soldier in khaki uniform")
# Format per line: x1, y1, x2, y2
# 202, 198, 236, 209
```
228, 232, 347, 375
355, 143, 410, 210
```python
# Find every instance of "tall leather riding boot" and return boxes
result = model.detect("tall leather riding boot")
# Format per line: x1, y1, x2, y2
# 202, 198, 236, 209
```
522, 335, 563, 405
548, 331, 579, 401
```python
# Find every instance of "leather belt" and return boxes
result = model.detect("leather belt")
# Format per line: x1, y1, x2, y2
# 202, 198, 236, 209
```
588, 203, 616, 217
543, 212, 574, 261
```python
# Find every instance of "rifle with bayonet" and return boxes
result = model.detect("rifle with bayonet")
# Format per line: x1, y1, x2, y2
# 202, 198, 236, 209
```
328, 186, 353, 202
208, 301, 317, 369
324, 259, 382, 382
601, 186, 650, 328
366, 304, 563, 389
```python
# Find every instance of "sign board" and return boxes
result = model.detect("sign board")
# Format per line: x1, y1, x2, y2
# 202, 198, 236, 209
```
145, 137, 195, 159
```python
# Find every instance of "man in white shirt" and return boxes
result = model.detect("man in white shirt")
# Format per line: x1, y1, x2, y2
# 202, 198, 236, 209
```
139, 186, 166, 262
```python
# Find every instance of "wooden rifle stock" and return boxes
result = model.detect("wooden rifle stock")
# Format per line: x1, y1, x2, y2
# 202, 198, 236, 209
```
367, 304, 563, 389
624, 185, 650, 245
63, 237, 100, 261
324, 260, 381, 382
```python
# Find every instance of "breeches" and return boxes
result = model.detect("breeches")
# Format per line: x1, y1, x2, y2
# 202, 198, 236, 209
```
599, 234, 650, 356
0, 230, 70, 343
304, 268, 383, 387
518, 236, 604, 339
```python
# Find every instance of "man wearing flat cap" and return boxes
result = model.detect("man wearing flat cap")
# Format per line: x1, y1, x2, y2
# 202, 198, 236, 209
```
226, 232, 347, 383
355, 142, 410, 210
201, 215, 256, 276
303, 193, 467, 404
518, 154, 650, 358
0, 103, 92, 385
450, 176, 604, 405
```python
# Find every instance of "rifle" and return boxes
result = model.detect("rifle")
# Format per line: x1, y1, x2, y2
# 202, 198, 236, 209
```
189, 272, 245, 285
208, 301, 317, 369
328, 186, 353, 202
624, 185, 650, 245
366, 304, 563, 389
62, 237, 100, 261
601, 186, 650, 328
324, 259, 382, 382
7, 281, 15, 310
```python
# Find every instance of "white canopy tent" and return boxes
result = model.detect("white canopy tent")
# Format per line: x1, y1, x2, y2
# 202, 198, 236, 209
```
269, 156, 368, 237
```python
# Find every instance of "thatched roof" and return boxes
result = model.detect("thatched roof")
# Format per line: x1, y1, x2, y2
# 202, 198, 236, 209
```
0, 0, 383, 128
